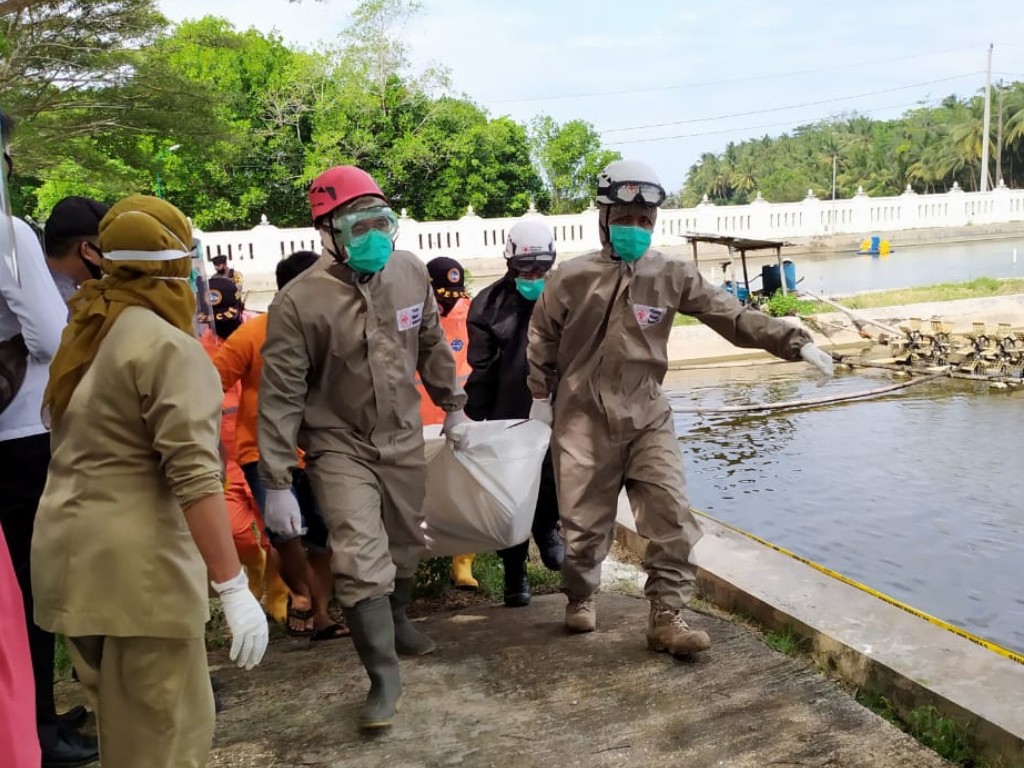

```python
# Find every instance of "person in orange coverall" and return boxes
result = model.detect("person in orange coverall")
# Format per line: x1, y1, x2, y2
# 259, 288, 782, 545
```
416, 257, 476, 590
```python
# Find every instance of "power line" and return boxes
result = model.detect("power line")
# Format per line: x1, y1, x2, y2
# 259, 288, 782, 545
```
604, 99, 941, 146
489, 47, 979, 105
599, 72, 984, 134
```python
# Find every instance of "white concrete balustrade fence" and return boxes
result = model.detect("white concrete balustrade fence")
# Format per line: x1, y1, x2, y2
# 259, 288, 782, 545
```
196, 183, 1024, 287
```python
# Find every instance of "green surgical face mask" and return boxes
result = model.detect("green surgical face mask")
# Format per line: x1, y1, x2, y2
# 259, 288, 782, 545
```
609, 225, 652, 262
515, 277, 545, 301
345, 229, 393, 274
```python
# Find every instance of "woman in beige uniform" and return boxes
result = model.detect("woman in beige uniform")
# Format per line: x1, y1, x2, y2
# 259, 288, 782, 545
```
31, 195, 268, 768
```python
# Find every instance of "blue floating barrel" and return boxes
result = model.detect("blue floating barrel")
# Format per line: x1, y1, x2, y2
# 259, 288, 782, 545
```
762, 261, 797, 294
870, 235, 881, 253
782, 259, 797, 291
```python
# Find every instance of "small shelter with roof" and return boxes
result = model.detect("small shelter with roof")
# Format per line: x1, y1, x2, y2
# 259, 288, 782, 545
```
684, 233, 796, 303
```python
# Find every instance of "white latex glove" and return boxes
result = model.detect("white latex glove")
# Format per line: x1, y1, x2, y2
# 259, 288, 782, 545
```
529, 398, 553, 426
442, 409, 471, 449
800, 342, 834, 385
264, 488, 304, 537
446, 421, 474, 451
212, 569, 269, 670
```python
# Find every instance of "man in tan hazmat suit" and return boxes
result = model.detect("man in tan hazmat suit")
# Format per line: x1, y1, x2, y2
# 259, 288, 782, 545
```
527, 159, 834, 656
258, 166, 468, 730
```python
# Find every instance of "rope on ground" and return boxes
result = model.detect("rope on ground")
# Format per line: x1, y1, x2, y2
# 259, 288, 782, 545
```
671, 373, 946, 414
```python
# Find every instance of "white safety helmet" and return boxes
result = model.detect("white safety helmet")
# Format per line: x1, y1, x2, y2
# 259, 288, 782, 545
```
504, 219, 556, 274
596, 159, 666, 207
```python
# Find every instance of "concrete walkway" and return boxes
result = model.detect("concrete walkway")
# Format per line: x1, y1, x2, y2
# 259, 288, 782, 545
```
190, 593, 950, 767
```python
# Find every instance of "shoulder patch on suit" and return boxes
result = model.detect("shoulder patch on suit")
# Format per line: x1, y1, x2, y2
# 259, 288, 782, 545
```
633, 304, 667, 328
397, 302, 424, 332
450, 338, 465, 352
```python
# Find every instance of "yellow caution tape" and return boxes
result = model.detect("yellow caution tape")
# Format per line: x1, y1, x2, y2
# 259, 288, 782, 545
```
690, 508, 1024, 667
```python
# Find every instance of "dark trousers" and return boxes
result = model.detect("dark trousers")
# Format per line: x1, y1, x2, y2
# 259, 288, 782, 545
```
499, 452, 560, 573
0, 432, 58, 751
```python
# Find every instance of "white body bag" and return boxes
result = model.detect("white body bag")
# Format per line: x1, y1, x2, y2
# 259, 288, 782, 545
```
421, 420, 551, 556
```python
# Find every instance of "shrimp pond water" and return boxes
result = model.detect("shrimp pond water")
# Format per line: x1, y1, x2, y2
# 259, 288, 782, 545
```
665, 363, 1023, 654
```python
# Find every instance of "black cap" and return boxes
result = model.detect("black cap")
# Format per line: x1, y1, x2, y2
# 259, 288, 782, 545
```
426, 256, 469, 300
43, 196, 110, 255
211, 254, 228, 266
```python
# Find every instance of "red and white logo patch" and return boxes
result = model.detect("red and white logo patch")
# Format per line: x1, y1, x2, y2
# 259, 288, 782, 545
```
633, 303, 666, 328
396, 302, 424, 332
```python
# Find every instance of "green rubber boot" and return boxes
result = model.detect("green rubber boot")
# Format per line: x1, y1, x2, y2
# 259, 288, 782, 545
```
391, 577, 436, 656
343, 596, 402, 731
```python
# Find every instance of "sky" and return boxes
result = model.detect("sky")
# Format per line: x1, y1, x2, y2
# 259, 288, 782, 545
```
159, 0, 1024, 192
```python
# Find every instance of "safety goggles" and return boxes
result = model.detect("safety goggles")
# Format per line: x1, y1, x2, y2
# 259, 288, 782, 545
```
330, 206, 399, 245
597, 180, 666, 206
508, 252, 555, 276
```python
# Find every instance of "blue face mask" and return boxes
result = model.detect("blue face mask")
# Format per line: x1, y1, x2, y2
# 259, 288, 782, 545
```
515, 277, 545, 301
609, 225, 652, 262
345, 229, 393, 274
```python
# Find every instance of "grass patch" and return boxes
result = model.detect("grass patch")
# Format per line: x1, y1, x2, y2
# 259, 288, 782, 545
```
762, 627, 809, 656
841, 276, 1024, 310
764, 293, 831, 318
415, 551, 563, 603
205, 599, 230, 651
54, 635, 73, 682
856, 692, 980, 766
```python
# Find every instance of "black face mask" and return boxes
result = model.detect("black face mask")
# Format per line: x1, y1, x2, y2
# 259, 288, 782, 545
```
436, 295, 459, 317
214, 316, 242, 340
81, 242, 104, 281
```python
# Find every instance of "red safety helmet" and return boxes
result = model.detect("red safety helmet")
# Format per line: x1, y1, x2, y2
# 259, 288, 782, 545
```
308, 166, 387, 222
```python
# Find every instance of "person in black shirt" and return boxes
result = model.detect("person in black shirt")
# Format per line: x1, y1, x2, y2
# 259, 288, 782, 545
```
464, 219, 563, 607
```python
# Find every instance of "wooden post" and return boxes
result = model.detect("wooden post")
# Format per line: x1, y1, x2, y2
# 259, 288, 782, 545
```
740, 248, 751, 298
776, 246, 787, 296
690, 238, 698, 264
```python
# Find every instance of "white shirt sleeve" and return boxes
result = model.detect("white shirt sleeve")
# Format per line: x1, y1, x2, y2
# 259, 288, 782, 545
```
0, 218, 67, 361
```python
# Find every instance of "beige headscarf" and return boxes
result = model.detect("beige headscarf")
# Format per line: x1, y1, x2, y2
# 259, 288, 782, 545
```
43, 195, 195, 427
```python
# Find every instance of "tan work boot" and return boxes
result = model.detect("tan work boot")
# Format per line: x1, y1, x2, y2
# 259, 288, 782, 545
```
647, 606, 711, 656
565, 596, 597, 633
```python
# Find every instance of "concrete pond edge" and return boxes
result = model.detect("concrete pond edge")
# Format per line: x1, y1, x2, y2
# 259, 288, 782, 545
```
614, 509, 1024, 767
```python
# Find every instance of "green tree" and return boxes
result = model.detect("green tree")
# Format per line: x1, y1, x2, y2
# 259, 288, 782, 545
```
529, 116, 620, 213
138, 16, 316, 228
679, 81, 1024, 204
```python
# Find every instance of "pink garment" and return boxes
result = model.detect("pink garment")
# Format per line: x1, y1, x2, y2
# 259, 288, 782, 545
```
0, 525, 40, 767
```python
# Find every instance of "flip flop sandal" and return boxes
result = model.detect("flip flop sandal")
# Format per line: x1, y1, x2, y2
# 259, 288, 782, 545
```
286, 596, 315, 637
309, 623, 351, 642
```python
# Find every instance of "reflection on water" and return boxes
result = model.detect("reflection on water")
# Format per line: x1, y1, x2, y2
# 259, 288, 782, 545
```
666, 365, 1024, 653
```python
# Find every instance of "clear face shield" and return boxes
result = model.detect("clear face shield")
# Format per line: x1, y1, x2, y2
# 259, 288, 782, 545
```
191, 239, 214, 338
1, 116, 19, 288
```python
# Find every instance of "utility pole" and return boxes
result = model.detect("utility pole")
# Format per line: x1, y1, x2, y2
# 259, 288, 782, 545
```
980, 43, 993, 192
831, 152, 838, 239
996, 79, 1005, 187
